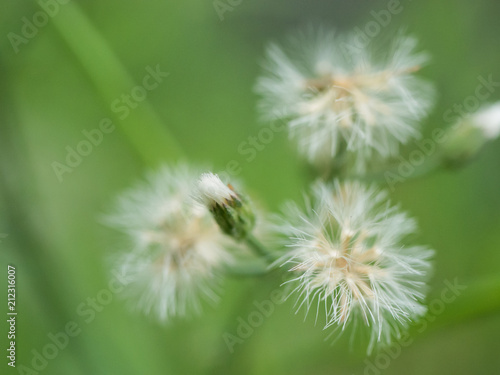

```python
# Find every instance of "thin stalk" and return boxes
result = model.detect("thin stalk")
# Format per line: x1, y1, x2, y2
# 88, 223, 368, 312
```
244, 233, 276, 260
224, 259, 269, 277
49, 2, 183, 165
222, 233, 279, 277
342, 152, 444, 185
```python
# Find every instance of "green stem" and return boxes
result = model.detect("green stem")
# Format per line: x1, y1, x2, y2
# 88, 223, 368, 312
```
49, 2, 183, 165
221, 232, 280, 277
224, 259, 269, 277
244, 233, 275, 260
349, 152, 444, 184
0, 107, 97, 375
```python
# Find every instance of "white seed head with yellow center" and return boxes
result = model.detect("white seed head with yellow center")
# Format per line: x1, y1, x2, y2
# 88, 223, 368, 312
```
255, 28, 435, 171
105, 165, 233, 322
276, 180, 433, 352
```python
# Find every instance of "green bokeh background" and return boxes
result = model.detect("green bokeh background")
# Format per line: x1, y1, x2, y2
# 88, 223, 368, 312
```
1, 0, 500, 374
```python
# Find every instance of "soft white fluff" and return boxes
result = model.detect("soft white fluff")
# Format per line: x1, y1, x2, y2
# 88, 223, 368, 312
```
274, 180, 433, 353
255, 29, 435, 170
105, 165, 232, 321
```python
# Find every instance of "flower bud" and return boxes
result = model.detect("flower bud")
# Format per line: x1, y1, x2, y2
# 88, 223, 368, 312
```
443, 102, 500, 166
197, 173, 255, 240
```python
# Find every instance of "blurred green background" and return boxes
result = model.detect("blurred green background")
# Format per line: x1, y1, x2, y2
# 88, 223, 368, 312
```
1, 0, 500, 374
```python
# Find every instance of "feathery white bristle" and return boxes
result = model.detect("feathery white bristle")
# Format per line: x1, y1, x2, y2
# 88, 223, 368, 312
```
105, 165, 233, 322
274, 180, 433, 353
255, 29, 435, 171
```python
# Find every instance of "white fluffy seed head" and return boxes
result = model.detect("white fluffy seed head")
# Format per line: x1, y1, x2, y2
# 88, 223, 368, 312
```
274, 180, 433, 353
255, 28, 435, 171
104, 164, 233, 322
471, 102, 500, 139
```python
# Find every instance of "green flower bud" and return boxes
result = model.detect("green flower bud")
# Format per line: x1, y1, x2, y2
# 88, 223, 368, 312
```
443, 102, 500, 166
197, 173, 255, 240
